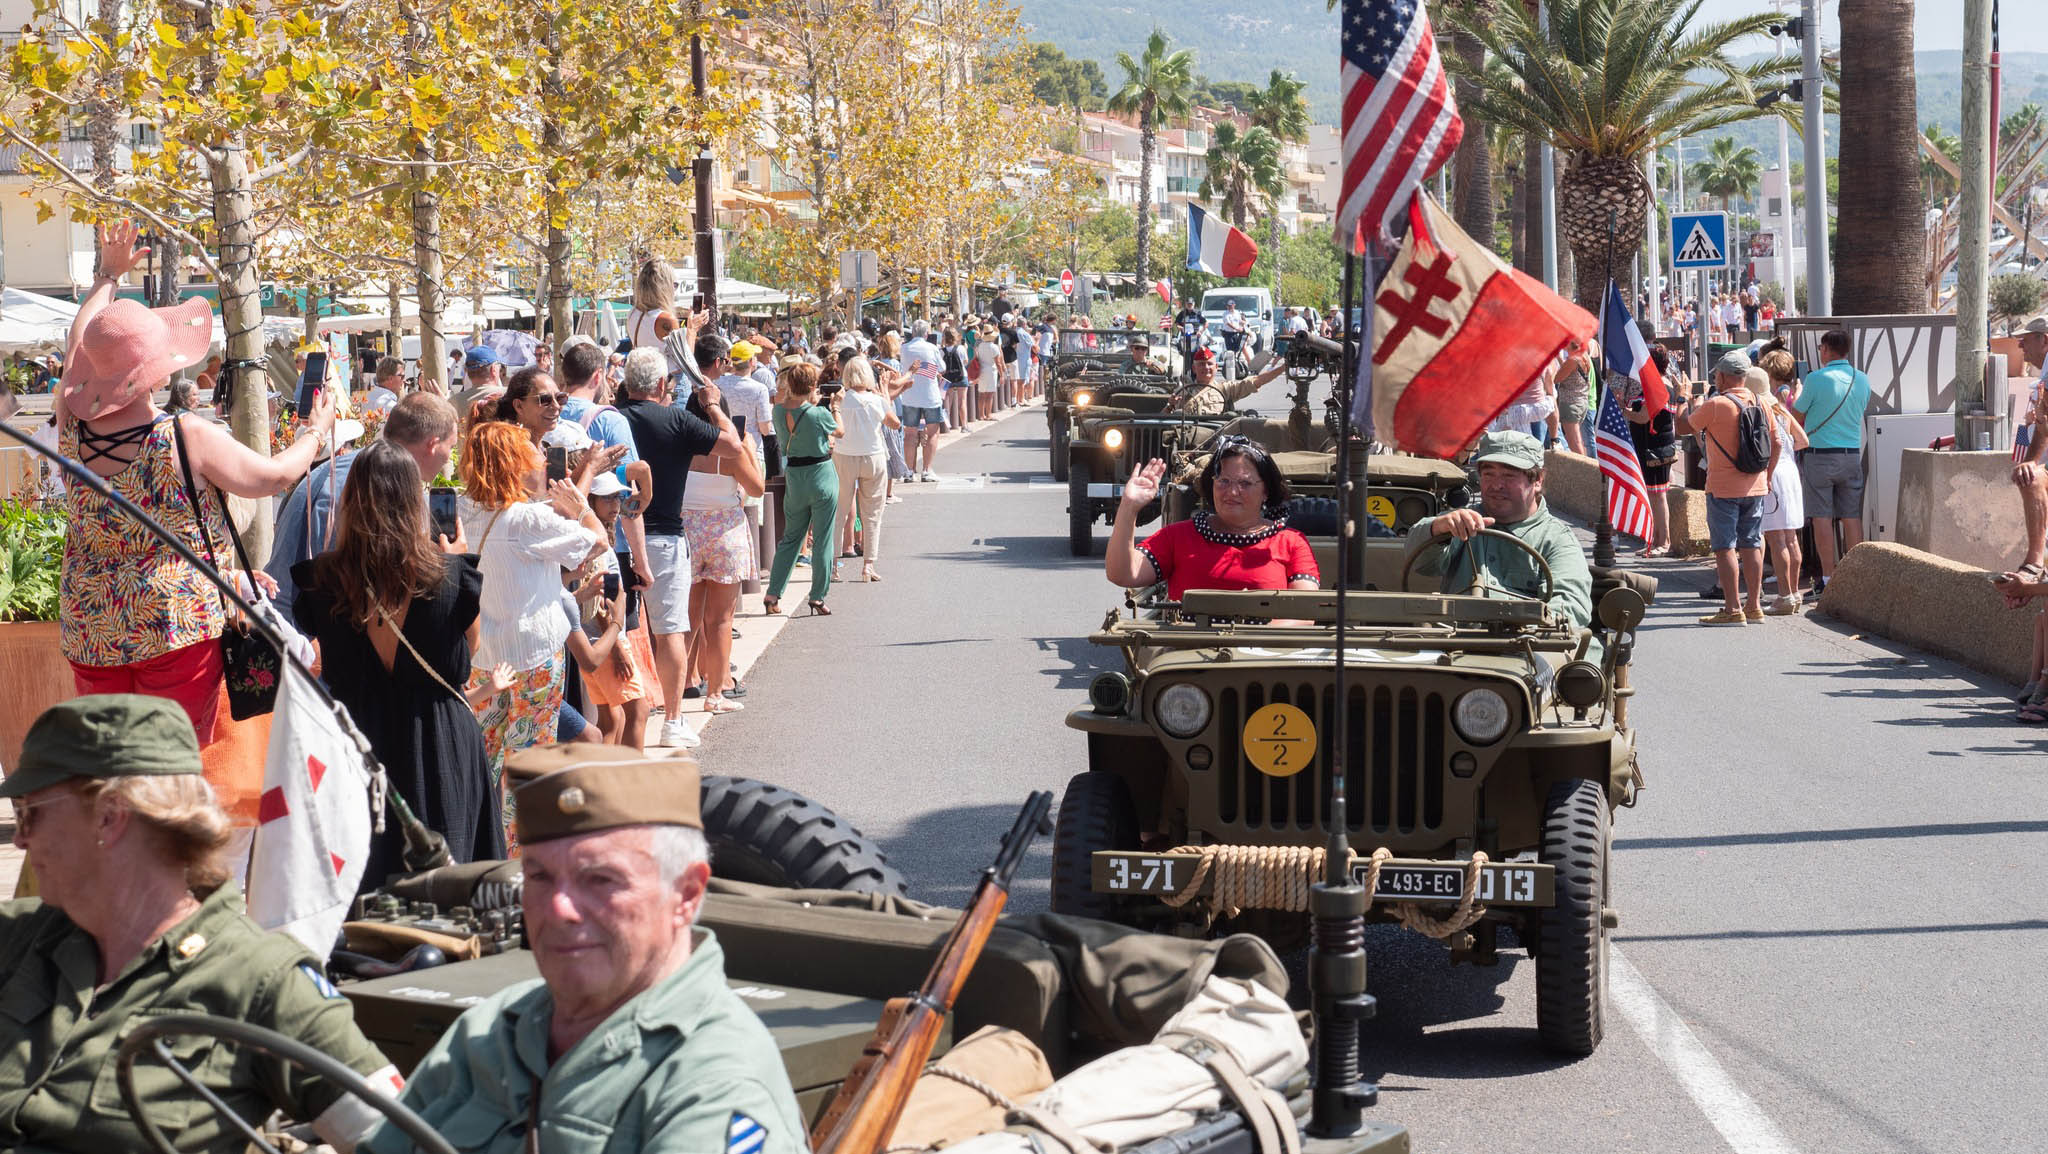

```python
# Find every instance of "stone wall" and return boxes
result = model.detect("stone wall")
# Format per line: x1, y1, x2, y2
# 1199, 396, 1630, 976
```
1542, 448, 1711, 556
1895, 448, 2024, 573
1818, 541, 2032, 685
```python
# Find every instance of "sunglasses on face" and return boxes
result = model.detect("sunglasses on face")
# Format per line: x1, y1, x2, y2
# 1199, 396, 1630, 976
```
10, 792, 78, 837
529, 393, 565, 408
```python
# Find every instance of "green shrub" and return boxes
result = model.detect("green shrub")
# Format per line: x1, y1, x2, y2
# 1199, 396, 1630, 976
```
0, 499, 66, 623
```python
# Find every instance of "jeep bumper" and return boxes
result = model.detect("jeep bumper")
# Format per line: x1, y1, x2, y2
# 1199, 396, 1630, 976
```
1091, 850, 1555, 909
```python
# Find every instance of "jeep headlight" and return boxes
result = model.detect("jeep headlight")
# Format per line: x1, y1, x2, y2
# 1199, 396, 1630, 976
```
1451, 689, 1512, 744
1104, 428, 1125, 450
1073, 390, 1094, 408
1155, 684, 1212, 738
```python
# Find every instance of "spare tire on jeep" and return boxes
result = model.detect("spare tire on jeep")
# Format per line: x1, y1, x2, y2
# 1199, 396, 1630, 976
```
700, 775, 910, 896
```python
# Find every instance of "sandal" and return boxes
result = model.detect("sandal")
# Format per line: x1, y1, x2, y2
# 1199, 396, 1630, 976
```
2017, 703, 2048, 724
2017, 679, 2041, 705
807, 600, 832, 616
704, 697, 745, 714
862, 567, 881, 583
762, 595, 782, 616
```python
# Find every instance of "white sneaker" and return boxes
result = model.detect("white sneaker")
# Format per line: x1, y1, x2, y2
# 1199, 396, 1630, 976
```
660, 719, 700, 748
920, 471, 938, 483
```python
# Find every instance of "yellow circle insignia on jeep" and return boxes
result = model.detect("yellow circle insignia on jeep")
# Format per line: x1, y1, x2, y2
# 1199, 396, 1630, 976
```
1242, 704, 1317, 777
1366, 494, 1396, 528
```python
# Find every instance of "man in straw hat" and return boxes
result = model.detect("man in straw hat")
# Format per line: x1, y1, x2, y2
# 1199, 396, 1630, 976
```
360, 744, 803, 1154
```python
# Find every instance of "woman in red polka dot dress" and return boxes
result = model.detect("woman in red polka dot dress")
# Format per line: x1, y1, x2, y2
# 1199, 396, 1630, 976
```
1105, 438, 1320, 599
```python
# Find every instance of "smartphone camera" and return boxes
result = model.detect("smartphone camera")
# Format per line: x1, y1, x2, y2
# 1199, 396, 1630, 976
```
546, 446, 568, 482
602, 572, 621, 602
428, 487, 460, 543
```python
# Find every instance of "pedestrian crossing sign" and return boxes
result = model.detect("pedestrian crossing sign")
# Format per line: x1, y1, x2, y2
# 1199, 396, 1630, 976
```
1670, 212, 1732, 270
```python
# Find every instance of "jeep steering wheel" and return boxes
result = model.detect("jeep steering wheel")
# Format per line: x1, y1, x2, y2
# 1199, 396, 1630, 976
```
1399, 528, 1556, 604
117, 1013, 456, 1154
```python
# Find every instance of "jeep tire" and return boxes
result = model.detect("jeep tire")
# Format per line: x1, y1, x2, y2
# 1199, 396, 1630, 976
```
1050, 771, 1138, 920
1069, 457, 1095, 556
1534, 777, 1609, 1056
700, 775, 910, 896
1050, 411, 1071, 481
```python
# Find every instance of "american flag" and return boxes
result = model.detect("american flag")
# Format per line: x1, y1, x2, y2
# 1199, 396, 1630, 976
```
1338, 0, 1464, 248
1594, 381, 1654, 542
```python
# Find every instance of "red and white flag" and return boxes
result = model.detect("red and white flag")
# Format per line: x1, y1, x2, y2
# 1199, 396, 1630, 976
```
246, 665, 377, 958
1365, 196, 1596, 458
1338, 0, 1463, 248
1187, 204, 1260, 278
1594, 382, 1654, 542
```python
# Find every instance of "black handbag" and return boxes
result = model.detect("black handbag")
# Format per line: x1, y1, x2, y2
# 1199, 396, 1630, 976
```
171, 415, 282, 719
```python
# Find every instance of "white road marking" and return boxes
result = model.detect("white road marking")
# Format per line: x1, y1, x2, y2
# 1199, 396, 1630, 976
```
1610, 946, 1803, 1154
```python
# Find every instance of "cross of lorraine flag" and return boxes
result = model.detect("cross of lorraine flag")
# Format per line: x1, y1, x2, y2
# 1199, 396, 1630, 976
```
246, 664, 376, 958
1366, 195, 1596, 458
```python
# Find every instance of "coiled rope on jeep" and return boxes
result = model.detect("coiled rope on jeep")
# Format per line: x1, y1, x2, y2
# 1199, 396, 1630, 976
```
1158, 845, 1491, 939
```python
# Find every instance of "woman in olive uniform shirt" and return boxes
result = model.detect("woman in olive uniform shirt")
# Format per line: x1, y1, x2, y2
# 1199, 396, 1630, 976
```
0, 695, 400, 1154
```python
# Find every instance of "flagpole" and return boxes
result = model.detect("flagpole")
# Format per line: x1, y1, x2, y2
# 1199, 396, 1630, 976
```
1332, 244, 1357, 869
1595, 208, 1617, 569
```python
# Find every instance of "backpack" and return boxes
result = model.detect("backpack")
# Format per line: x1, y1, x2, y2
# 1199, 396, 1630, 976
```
1708, 395, 1773, 474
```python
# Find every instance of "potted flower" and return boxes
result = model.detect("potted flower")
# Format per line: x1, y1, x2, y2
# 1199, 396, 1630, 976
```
0, 497, 72, 768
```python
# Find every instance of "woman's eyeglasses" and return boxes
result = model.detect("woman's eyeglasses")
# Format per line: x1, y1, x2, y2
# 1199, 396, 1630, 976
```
9, 792, 77, 837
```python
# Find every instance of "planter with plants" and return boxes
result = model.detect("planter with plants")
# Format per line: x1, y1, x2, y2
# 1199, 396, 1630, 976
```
0, 497, 72, 766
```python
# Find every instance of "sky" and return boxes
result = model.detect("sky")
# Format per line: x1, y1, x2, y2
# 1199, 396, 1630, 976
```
1686, 0, 2044, 55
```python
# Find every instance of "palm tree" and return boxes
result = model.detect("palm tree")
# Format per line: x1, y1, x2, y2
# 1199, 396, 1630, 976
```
1245, 69, 1310, 283
1922, 122, 1960, 206
1108, 30, 1196, 290
1454, 0, 1795, 310
1834, 0, 1921, 314
1688, 136, 1761, 290
1438, 4, 1495, 250
1199, 122, 1284, 232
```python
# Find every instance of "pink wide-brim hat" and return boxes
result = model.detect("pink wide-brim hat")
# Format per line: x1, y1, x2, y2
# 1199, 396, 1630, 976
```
65, 297, 215, 420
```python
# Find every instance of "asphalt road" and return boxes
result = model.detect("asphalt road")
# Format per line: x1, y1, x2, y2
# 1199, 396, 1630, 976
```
698, 383, 2048, 1154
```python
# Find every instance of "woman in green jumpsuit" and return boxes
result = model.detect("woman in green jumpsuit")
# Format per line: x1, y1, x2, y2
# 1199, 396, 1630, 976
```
766, 361, 841, 614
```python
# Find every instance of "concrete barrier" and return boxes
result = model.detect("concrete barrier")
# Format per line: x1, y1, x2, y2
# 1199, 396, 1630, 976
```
1542, 448, 1711, 556
1817, 540, 2032, 685
1895, 448, 2024, 573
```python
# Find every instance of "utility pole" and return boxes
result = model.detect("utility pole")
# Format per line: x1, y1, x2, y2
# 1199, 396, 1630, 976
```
1645, 148, 1662, 328
1958, 0, 1993, 441
1537, 2, 1558, 291
690, 22, 718, 320
1798, 0, 1830, 316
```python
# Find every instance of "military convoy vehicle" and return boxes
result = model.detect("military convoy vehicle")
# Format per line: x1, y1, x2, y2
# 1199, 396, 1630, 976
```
1046, 328, 1160, 482
1053, 336, 1656, 1057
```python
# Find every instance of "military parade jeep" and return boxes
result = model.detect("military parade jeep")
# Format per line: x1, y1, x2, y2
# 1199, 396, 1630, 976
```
1046, 328, 1156, 482
1067, 400, 1234, 557
1054, 540, 1655, 1056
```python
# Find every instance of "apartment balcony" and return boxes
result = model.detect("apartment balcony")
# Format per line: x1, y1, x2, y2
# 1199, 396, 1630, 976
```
0, 140, 101, 179
1166, 175, 1202, 195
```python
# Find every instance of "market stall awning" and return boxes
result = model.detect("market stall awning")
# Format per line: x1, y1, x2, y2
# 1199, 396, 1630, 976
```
0, 287, 80, 352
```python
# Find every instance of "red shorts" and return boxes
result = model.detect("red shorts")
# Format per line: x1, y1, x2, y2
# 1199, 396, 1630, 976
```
70, 638, 224, 746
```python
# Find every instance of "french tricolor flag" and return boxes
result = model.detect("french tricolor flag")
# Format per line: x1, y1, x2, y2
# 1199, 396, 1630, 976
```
1187, 203, 1260, 279
1600, 281, 1667, 414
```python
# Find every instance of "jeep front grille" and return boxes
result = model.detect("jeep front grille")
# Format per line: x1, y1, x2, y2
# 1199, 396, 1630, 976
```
1124, 422, 1169, 467
1215, 682, 1449, 835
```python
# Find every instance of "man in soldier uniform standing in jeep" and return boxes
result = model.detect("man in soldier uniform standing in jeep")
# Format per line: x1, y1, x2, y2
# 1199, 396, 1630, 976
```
1408, 429, 1592, 632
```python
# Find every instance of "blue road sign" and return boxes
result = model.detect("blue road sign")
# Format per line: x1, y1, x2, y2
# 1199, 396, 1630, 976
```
1670, 211, 1732, 270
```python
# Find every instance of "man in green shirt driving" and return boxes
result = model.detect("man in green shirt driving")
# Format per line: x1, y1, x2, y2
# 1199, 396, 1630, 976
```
1405, 429, 1593, 631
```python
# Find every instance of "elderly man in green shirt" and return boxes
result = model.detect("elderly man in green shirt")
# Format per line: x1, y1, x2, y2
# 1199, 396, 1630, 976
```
360, 744, 805, 1154
1405, 430, 1593, 632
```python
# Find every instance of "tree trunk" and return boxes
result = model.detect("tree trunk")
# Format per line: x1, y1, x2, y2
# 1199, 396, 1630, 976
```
1269, 210, 1283, 293
1559, 152, 1651, 313
1520, 136, 1541, 276
402, 0, 447, 393
1451, 29, 1495, 250
1507, 157, 1528, 270
1135, 105, 1155, 289
211, 138, 275, 560
542, 16, 573, 346
1833, 0, 1924, 314
386, 277, 403, 373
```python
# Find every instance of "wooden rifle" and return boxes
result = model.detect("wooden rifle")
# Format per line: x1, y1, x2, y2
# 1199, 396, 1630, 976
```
809, 791, 1054, 1154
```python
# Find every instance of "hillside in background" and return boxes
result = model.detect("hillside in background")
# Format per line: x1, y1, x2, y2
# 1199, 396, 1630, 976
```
1013, 0, 2046, 168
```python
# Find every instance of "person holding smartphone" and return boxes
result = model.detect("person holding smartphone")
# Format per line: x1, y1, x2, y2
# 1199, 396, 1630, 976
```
681, 369, 766, 714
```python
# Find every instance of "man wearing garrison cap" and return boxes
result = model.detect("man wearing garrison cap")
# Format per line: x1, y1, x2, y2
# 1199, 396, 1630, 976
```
360, 745, 804, 1154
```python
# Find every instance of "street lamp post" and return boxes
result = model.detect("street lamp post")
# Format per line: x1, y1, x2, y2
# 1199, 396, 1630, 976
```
1798, 0, 1830, 317
1957, 0, 1993, 439
691, 27, 718, 320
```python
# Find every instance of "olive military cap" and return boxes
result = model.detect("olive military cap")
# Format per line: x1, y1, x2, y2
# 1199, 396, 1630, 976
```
1470, 429, 1546, 474
506, 744, 703, 845
0, 694, 202, 799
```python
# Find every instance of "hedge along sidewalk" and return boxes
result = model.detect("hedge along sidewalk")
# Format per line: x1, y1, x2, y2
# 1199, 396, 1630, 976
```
638, 393, 1046, 750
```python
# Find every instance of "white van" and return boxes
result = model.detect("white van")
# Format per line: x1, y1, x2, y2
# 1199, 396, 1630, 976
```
1201, 286, 1276, 364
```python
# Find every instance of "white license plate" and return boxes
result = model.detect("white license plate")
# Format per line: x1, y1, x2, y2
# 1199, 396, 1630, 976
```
1357, 863, 1542, 905
1085, 483, 1119, 498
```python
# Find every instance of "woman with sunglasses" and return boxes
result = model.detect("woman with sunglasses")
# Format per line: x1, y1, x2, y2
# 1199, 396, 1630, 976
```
495, 366, 568, 446
1104, 438, 1319, 599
